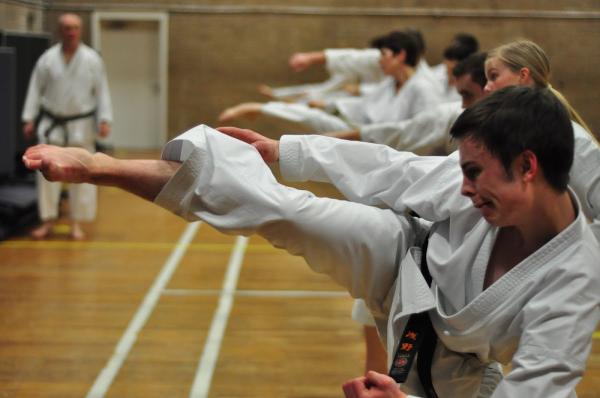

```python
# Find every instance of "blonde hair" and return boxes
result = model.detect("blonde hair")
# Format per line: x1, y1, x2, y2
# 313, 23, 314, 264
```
488, 40, 594, 136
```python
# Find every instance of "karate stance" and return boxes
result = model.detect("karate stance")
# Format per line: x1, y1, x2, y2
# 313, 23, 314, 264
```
218, 31, 441, 132
22, 87, 600, 397
22, 13, 113, 240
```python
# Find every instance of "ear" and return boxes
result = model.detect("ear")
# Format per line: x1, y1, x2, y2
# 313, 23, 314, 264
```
396, 49, 407, 63
518, 150, 539, 182
518, 67, 532, 85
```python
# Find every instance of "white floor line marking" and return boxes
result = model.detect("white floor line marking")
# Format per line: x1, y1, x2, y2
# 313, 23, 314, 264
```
85, 221, 201, 398
189, 236, 249, 398
163, 288, 348, 298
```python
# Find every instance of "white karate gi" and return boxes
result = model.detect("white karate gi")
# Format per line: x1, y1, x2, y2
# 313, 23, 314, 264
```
430, 62, 461, 103
359, 101, 463, 154
269, 48, 383, 103
351, 100, 463, 328
325, 50, 443, 99
278, 124, 600, 242
154, 125, 600, 398
262, 69, 441, 133
22, 43, 112, 221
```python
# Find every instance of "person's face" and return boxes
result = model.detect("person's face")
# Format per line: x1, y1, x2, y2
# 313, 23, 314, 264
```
459, 137, 525, 226
483, 57, 522, 94
379, 48, 403, 75
59, 16, 82, 46
455, 74, 485, 108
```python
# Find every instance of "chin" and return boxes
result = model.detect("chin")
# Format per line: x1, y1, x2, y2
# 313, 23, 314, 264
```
479, 206, 502, 226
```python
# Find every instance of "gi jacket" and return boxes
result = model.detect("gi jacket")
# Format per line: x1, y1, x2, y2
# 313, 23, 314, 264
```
155, 125, 600, 398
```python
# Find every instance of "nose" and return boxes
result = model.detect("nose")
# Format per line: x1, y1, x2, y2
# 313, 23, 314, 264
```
483, 81, 494, 94
460, 176, 476, 197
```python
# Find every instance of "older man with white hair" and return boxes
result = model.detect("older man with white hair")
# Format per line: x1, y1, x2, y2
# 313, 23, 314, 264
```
22, 13, 113, 239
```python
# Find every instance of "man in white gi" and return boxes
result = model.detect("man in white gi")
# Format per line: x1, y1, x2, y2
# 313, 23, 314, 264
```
22, 87, 600, 397
22, 13, 112, 240
259, 28, 428, 104
218, 31, 441, 133
429, 33, 479, 103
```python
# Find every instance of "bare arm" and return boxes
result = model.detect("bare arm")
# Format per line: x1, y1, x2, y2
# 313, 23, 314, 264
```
22, 144, 180, 201
323, 130, 361, 141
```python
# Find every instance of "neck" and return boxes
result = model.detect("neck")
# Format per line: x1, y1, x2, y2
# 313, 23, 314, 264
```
62, 41, 79, 56
393, 65, 415, 86
511, 188, 575, 252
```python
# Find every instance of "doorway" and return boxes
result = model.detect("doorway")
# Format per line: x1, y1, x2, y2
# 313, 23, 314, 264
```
92, 12, 168, 150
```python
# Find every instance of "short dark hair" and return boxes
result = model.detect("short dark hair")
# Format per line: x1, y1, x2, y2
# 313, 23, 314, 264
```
452, 52, 487, 89
404, 28, 426, 56
450, 86, 574, 191
371, 30, 419, 67
443, 33, 479, 61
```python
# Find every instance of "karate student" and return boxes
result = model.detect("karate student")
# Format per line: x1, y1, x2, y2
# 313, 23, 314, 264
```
22, 13, 113, 240
218, 31, 441, 133
429, 33, 479, 103
22, 87, 600, 397
324, 52, 487, 155
260, 28, 428, 104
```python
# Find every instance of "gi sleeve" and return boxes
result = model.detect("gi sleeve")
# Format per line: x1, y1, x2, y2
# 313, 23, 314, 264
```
359, 102, 462, 154
324, 48, 383, 84
154, 125, 417, 313
279, 134, 445, 210
261, 102, 351, 132
270, 74, 350, 100
569, 123, 600, 242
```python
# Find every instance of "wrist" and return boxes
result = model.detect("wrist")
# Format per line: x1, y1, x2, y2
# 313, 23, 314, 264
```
90, 152, 116, 184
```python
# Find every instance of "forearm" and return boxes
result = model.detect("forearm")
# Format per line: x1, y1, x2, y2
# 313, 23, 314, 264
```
324, 130, 361, 140
91, 152, 180, 201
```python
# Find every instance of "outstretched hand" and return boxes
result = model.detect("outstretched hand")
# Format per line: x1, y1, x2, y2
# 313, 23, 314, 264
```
217, 127, 280, 163
22, 144, 96, 184
288, 51, 325, 73
342, 371, 407, 398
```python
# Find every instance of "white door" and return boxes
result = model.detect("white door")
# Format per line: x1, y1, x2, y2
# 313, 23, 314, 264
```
99, 20, 161, 150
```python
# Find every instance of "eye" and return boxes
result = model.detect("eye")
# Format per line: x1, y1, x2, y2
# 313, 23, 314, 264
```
463, 166, 481, 181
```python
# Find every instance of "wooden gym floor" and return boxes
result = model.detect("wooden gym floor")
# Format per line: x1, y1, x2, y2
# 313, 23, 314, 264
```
0, 150, 598, 398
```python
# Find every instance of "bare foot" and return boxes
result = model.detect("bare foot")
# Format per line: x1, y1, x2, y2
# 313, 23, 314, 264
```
30, 221, 54, 239
70, 223, 86, 240
218, 102, 262, 124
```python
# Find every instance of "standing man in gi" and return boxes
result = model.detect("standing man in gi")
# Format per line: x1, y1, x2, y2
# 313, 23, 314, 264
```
22, 13, 113, 240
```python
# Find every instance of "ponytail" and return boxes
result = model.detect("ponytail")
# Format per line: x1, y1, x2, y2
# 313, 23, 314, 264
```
548, 86, 596, 140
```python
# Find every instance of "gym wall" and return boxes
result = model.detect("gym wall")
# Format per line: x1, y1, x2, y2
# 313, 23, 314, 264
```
2, 0, 599, 141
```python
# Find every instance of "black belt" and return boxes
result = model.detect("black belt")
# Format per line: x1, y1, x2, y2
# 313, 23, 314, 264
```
40, 107, 97, 146
388, 236, 439, 398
